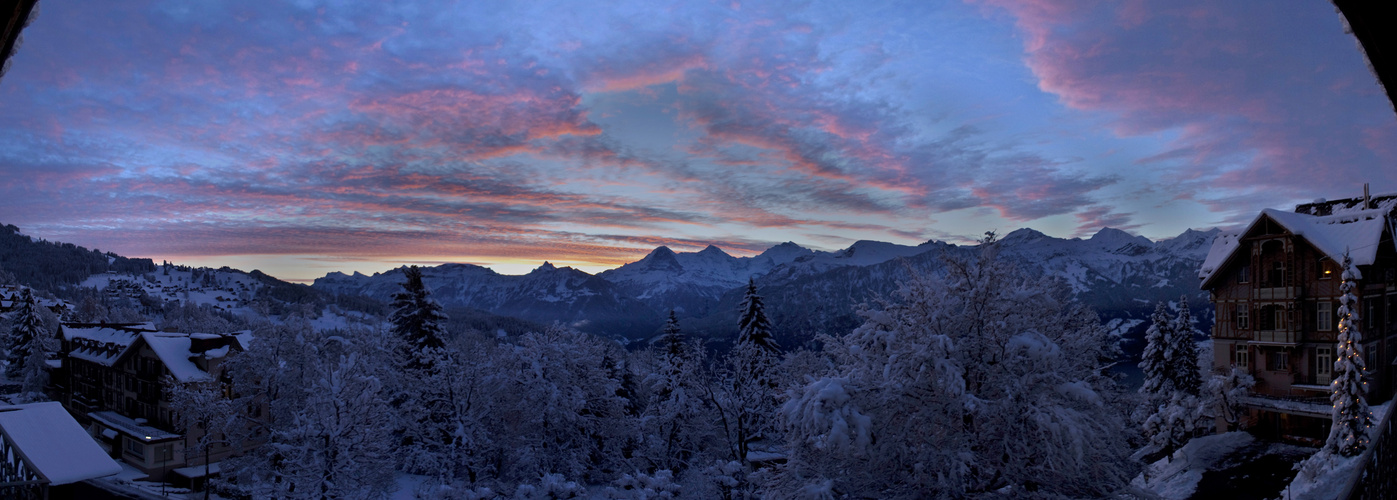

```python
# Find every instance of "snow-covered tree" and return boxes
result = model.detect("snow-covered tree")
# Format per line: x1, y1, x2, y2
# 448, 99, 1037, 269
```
166, 377, 238, 500
1138, 299, 1206, 458
775, 233, 1130, 497
1171, 298, 1203, 396
487, 325, 633, 484
639, 313, 712, 473
1326, 252, 1372, 457
390, 265, 449, 372
736, 279, 777, 354
1204, 366, 1255, 432
5, 287, 43, 380
216, 321, 398, 499
275, 352, 397, 499
1138, 303, 1174, 400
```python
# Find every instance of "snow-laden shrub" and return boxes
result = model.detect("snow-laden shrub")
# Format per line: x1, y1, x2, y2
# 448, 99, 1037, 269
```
607, 469, 683, 499
512, 473, 586, 500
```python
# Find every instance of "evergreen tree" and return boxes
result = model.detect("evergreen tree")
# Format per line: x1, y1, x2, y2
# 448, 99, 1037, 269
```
1171, 297, 1203, 396
1138, 303, 1173, 400
736, 279, 778, 353
389, 266, 449, 372
5, 288, 43, 380
660, 309, 685, 358
1138, 299, 1205, 459
1326, 252, 1372, 457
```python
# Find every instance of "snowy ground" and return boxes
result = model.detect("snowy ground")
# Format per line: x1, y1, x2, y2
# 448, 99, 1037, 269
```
82, 270, 383, 331
1131, 432, 1316, 500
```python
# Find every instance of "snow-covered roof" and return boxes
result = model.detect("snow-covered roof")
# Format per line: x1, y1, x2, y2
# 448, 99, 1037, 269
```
1199, 206, 1391, 287
141, 333, 214, 383
0, 402, 122, 485
64, 326, 143, 367
88, 410, 181, 442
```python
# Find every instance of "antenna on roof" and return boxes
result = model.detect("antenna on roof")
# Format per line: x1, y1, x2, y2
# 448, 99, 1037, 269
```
1364, 182, 1371, 209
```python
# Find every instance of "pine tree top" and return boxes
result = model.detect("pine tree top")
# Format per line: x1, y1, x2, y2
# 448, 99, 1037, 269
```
660, 309, 685, 357
737, 278, 778, 353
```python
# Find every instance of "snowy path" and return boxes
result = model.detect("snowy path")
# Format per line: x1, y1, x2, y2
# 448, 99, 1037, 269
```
1132, 432, 1317, 500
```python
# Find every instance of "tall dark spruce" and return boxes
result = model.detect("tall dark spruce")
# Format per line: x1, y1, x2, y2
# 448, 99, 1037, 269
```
390, 265, 449, 372
737, 278, 778, 353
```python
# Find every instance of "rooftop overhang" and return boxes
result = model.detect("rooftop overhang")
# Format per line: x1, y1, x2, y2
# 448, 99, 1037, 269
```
1335, 0, 1397, 115
1, 0, 39, 80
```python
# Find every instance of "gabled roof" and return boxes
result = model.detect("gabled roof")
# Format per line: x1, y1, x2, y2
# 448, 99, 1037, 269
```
1199, 204, 1392, 289
141, 333, 215, 383
63, 326, 145, 367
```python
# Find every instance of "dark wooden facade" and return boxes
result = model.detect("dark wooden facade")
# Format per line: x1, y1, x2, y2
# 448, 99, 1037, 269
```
1203, 195, 1397, 440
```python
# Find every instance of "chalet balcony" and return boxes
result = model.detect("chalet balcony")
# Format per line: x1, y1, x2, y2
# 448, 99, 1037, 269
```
1252, 286, 1298, 300
1251, 330, 1296, 345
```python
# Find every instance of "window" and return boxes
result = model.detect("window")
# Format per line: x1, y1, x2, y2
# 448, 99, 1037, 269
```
1317, 347, 1333, 378
1317, 302, 1333, 331
1268, 262, 1286, 287
1268, 349, 1289, 371
125, 439, 145, 460
1236, 305, 1250, 330
1236, 345, 1249, 369
1259, 305, 1286, 330
1238, 265, 1251, 284
1367, 344, 1378, 374
1367, 301, 1378, 330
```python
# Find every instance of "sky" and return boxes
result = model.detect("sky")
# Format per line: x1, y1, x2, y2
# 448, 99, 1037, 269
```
2, 0, 1394, 282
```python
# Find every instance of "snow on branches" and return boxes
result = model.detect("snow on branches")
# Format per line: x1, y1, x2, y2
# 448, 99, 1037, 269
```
1326, 252, 1372, 457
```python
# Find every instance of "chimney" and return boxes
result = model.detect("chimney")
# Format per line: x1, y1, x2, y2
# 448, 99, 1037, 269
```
1364, 182, 1371, 209
189, 334, 230, 354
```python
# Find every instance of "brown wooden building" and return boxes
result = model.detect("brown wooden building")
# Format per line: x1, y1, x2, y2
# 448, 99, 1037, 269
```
1200, 191, 1397, 441
50, 322, 253, 481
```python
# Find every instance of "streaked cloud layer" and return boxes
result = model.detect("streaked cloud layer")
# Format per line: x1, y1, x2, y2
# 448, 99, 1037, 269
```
2, 0, 1392, 280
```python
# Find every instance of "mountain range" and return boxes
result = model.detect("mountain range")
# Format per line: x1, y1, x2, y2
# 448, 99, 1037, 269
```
311, 227, 1221, 350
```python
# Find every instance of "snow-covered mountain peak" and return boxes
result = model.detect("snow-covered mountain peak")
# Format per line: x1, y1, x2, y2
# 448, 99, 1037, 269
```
1089, 227, 1154, 250
1001, 227, 1049, 244
754, 241, 813, 265
635, 246, 684, 272
697, 244, 730, 258
1155, 228, 1220, 258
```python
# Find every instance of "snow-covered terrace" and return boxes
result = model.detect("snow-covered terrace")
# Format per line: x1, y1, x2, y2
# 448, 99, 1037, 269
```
1240, 394, 1331, 419
88, 411, 181, 442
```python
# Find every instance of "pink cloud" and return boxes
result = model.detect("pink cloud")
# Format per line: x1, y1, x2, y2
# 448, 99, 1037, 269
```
976, 0, 1397, 202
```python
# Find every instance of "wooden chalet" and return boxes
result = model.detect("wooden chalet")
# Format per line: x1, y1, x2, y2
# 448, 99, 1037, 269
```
1200, 188, 1397, 441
